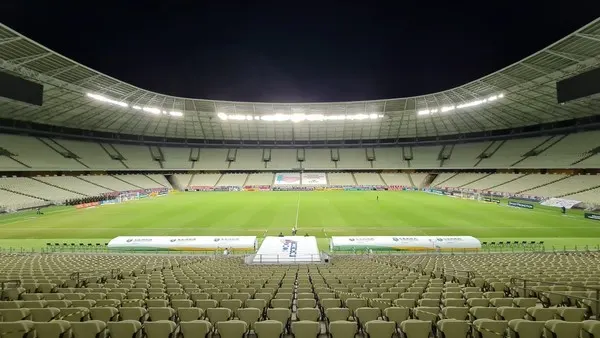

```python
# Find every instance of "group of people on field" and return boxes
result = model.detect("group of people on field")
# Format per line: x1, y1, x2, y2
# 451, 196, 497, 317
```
278, 227, 309, 237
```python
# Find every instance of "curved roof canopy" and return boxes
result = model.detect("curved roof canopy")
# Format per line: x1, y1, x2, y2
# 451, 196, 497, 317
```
0, 19, 600, 142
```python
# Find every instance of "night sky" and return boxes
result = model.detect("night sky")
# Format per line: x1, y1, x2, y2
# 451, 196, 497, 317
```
2, 1, 599, 102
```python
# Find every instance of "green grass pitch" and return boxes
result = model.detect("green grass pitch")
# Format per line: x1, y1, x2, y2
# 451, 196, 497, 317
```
0, 191, 599, 251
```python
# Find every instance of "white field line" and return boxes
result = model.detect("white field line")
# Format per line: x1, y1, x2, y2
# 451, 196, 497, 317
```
294, 191, 301, 229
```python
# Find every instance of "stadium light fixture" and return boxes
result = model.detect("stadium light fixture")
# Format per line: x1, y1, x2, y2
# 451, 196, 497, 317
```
143, 107, 161, 115
86, 93, 184, 118
216, 113, 385, 122
417, 93, 505, 116
86, 93, 128, 107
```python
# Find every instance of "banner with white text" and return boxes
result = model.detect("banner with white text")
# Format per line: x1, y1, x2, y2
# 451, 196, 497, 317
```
301, 172, 328, 185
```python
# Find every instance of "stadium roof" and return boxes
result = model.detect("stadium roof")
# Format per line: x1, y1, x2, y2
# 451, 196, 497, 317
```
0, 19, 600, 142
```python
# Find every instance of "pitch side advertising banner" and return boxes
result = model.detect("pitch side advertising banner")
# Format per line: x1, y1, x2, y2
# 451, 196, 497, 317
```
585, 213, 600, 221
100, 199, 118, 205
329, 236, 481, 251
107, 236, 257, 251
75, 202, 100, 209
540, 198, 581, 209
272, 186, 315, 191
482, 197, 501, 204
508, 201, 534, 209
189, 186, 214, 191
424, 188, 446, 195
213, 186, 241, 192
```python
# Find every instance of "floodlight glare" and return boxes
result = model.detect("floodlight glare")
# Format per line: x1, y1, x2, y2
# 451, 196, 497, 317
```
86, 93, 184, 117
307, 114, 325, 121
417, 93, 505, 117
227, 114, 248, 121
216, 112, 385, 122
291, 114, 305, 122
86, 93, 128, 107
143, 107, 161, 115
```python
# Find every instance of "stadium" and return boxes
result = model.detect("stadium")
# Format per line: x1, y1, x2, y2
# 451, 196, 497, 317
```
0, 15, 600, 338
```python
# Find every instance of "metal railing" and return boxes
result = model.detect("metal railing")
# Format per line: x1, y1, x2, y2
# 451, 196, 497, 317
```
0, 243, 599, 257
244, 254, 323, 264
0, 245, 257, 256
509, 277, 600, 316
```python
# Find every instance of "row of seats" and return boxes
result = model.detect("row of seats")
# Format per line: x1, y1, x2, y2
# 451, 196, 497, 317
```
0, 175, 171, 211
3, 317, 599, 338
432, 172, 600, 203
2, 131, 600, 170
177, 172, 430, 189
0, 253, 598, 338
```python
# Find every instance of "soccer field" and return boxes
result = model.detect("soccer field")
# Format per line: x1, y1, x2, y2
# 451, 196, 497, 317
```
1, 191, 599, 251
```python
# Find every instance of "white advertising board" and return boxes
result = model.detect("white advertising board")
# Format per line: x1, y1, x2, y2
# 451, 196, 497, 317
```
253, 236, 321, 263
541, 198, 581, 209
329, 236, 481, 251
274, 173, 301, 185
107, 236, 257, 251
302, 172, 328, 185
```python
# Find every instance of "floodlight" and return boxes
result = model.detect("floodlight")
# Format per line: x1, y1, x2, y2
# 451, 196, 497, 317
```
291, 114, 305, 122
86, 93, 128, 107
307, 114, 325, 121
143, 107, 161, 115
225, 114, 247, 121
418, 93, 505, 117
217, 112, 384, 122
